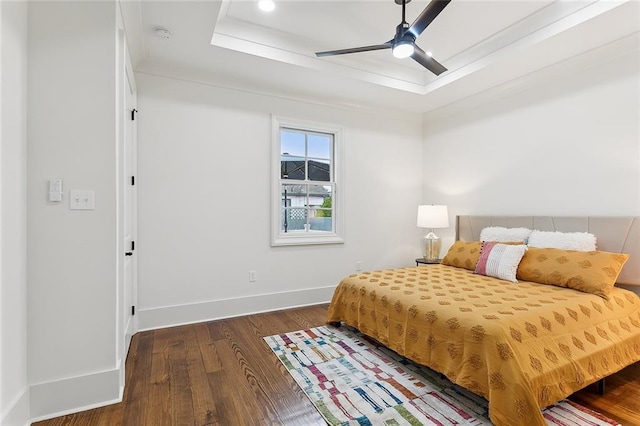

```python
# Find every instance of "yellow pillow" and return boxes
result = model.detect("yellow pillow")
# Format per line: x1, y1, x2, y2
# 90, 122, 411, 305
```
516, 247, 629, 298
442, 241, 483, 271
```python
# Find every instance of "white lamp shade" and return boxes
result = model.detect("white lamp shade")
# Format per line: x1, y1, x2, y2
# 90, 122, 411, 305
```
417, 205, 449, 229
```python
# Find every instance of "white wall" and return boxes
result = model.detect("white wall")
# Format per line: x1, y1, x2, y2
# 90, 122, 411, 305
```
423, 51, 640, 247
1, 2, 30, 425
7, 5, 636, 424
27, 1, 121, 420
135, 72, 424, 330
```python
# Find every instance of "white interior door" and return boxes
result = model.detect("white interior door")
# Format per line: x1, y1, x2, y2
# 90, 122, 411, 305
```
123, 60, 138, 353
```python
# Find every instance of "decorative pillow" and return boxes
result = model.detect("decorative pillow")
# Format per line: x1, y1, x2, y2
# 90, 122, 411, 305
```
516, 247, 629, 298
480, 227, 532, 243
474, 242, 527, 282
442, 241, 483, 271
527, 230, 596, 251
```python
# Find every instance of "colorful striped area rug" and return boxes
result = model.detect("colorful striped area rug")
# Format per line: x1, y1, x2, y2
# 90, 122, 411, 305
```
264, 324, 620, 426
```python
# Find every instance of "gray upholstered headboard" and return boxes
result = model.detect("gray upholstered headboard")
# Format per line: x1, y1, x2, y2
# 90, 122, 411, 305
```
456, 216, 640, 286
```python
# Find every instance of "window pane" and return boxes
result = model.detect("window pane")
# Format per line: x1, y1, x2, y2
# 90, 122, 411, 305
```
283, 208, 307, 232
307, 159, 330, 182
310, 215, 332, 232
310, 185, 332, 232
308, 133, 331, 159
281, 157, 306, 180
308, 188, 325, 211
308, 185, 332, 202
281, 130, 305, 157
281, 184, 307, 207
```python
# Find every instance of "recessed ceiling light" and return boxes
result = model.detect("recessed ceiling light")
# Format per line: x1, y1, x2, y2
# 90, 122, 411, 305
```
258, 0, 275, 12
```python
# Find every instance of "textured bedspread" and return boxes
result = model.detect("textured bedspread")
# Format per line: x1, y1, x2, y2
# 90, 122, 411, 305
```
326, 264, 640, 425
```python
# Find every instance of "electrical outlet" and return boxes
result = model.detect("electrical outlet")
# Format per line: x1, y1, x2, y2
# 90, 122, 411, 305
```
69, 190, 95, 210
249, 270, 257, 282
356, 261, 363, 272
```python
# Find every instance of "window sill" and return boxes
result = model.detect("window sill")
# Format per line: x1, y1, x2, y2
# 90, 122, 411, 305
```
271, 233, 344, 247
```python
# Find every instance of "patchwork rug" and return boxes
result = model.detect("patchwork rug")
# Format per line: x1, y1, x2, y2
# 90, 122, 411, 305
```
264, 324, 620, 426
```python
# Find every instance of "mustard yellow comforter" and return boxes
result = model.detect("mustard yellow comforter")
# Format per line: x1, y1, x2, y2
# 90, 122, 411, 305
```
326, 264, 640, 425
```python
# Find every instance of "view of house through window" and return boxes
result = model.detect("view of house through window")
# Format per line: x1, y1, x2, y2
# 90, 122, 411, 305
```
280, 127, 334, 234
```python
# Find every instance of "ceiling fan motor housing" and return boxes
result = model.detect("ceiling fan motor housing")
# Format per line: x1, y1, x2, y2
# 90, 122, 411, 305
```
394, 22, 415, 46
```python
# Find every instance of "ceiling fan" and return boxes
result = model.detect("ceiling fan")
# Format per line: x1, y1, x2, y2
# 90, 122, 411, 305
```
315, 0, 451, 76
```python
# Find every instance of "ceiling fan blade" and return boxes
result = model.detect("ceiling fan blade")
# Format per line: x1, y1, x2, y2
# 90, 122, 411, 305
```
411, 45, 447, 75
408, 0, 451, 38
316, 43, 391, 57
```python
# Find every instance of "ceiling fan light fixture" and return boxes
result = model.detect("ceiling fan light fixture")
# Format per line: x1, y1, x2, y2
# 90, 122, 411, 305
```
392, 40, 414, 59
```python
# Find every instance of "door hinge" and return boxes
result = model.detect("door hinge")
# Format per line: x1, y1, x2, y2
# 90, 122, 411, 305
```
131, 305, 135, 316
131, 109, 138, 121
131, 241, 135, 251
131, 176, 135, 186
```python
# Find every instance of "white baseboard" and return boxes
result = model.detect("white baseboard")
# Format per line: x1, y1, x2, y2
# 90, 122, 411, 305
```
29, 365, 122, 422
1, 387, 30, 426
138, 285, 337, 331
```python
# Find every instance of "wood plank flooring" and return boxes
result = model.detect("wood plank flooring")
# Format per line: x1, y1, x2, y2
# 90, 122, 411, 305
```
34, 304, 640, 425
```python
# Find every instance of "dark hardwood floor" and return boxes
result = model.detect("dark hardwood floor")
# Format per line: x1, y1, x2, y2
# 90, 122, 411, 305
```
34, 304, 640, 425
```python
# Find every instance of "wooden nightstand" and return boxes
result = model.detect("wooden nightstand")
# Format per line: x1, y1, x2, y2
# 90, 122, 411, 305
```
415, 258, 441, 266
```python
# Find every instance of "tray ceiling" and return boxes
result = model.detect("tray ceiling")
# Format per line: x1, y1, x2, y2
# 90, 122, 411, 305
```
123, 0, 640, 113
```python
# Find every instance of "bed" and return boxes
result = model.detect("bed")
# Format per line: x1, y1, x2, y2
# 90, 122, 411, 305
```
326, 216, 640, 425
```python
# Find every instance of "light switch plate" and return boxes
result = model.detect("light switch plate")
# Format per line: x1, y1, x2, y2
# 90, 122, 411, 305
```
49, 179, 63, 202
69, 190, 95, 210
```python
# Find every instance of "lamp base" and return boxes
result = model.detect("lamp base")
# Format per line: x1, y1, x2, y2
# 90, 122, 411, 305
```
422, 231, 441, 262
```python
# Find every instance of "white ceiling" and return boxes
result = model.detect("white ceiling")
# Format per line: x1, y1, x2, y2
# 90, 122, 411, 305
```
122, 0, 640, 114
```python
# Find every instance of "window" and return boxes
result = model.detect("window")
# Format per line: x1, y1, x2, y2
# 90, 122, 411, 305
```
271, 116, 344, 246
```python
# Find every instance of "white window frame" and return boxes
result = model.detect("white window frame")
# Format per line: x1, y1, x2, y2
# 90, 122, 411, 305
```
271, 115, 344, 246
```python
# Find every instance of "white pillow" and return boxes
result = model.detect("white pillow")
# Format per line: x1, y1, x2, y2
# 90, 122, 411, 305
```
474, 242, 527, 282
527, 230, 596, 251
480, 227, 532, 243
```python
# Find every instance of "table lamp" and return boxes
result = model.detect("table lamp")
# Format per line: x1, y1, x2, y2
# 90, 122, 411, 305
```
417, 205, 449, 262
